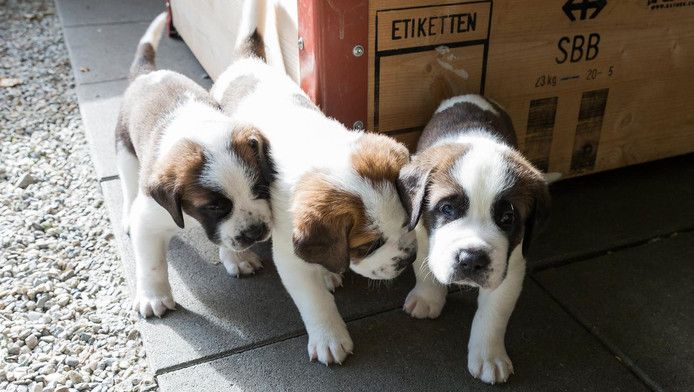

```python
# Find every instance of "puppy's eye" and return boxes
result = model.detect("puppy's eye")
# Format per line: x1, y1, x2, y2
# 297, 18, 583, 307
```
493, 200, 515, 230
434, 195, 468, 222
351, 237, 385, 259
439, 202, 457, 219
248, 136, 259, 152
203, 199, 232, 215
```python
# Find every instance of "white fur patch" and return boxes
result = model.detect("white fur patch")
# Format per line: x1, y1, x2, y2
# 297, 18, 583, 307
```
157, 98, 233, 157
467, 246, 526, 384
139, 12, 167, 50
451, 142, 512, 215
436, 94, 499, 115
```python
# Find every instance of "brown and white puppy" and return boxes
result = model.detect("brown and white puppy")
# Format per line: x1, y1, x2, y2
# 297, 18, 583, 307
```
115, 13, 274, 318
398, 95, 549, 384
210, 0, 417, 365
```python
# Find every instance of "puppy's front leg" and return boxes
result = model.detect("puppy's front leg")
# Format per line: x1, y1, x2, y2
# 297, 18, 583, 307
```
404, 226, 447, 319
273, 242, 353, 365
467, 246, 525, 384
130, 194, 177, 318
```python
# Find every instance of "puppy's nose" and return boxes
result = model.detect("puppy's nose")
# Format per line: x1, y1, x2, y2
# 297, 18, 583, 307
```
237, 223, 267, 244
456, 248, 490, 272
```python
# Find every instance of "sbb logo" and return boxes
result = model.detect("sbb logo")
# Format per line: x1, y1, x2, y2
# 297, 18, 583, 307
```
562, 0, 607, 21
556, 33, 600, 64
556, 1, 605, 64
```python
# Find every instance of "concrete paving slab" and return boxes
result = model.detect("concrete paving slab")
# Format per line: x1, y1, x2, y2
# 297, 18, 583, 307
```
529, 153, 694, 268
157, 281, 647, 392
55, 0, 163, 27
535, 231, 694, 391
62, 21, 211, 86
100, 180, 416, 373
75, 79, 126, 179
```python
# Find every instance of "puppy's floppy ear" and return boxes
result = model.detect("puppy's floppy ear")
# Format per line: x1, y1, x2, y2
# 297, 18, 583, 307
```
293, 218, 352, 274
147, 140, 205, 229
522, 182, 550, 257
148, 181, 185, 229
397, 156, 433, 231
291, 172, 360, 273
232, 127, 276, 198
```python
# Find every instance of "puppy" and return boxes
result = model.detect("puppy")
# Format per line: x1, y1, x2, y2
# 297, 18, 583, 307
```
115, 13, 274, 318
211, 1, 417, 365
398, 95, 549, 384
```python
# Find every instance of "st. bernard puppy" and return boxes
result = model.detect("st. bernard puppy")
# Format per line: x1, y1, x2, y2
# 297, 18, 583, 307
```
398, 95, 550, 383
116, 13, 274, 318
211, 1, 417, 365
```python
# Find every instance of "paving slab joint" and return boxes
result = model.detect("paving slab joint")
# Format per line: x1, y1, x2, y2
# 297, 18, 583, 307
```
62, 19, 157, 29
76, 76, 128, 87
155, 329, 307, 376
153, 303, 409, 376
100, 175, 120, 183
530, 227, 694, 274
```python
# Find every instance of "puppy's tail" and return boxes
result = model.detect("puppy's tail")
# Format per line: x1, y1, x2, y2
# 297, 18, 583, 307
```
233, 0, 267, 62
129, 12, 168, 81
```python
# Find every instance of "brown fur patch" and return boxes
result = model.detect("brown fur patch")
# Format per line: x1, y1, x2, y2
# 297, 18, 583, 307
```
292, 171, 379, 272
129, 43, 156, 81
352, 133, 410, 184
426, 171, 467, 210
398, 143, 470, 229
231, 127, 265, 168
234, 30, 266, 61
115, 112, 136, 156
503, 149, 549, 219
230, 126, 275, 199
499, 149, 550, 256
413, 143, 470, 176
146, 140, 207, 227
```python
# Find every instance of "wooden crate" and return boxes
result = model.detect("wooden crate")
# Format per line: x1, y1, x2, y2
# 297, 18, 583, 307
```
365, 0, 694, 176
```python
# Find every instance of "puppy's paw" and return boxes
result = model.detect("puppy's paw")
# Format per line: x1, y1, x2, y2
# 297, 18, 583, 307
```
403, 284, 446, 319
133, 283, 175, 318
307, 323, 353, 365
467, 344, 514, 384
321, 270, 343, 292
220, 247, 263, 277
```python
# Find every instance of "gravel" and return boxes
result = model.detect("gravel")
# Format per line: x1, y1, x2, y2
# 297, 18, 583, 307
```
0, 1, 157, 391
